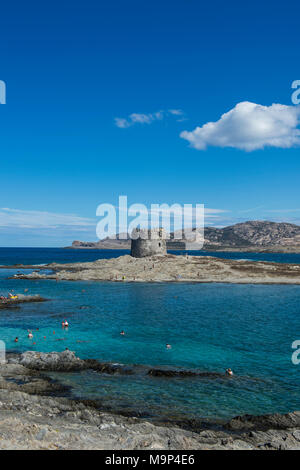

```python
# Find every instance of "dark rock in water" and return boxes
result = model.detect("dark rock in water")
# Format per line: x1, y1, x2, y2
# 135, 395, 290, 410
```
147, 368, 224, 378
17, 352, 228, 379
84, 360, 134, 375
226, 411, 300, 431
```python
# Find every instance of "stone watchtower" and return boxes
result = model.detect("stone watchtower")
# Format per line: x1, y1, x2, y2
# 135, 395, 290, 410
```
130, 228, 167, 258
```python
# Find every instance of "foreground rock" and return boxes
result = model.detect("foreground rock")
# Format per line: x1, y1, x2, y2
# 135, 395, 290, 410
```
1, 352, 300, 449
9, 254, 300, 284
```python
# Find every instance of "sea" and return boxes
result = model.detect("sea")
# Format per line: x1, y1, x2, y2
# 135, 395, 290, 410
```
0, 247, 299, 423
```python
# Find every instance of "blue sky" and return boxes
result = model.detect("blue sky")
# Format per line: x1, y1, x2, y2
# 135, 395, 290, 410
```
0, 0, 300, 246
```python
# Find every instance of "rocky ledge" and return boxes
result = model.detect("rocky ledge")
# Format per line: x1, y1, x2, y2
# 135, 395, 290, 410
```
10, 351, 263, 385
0, 351, 300, 450
0, 295, 47, 309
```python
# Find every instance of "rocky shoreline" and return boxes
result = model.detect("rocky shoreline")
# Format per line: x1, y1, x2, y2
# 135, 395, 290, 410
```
0, 350, 300, 450
6, 254, 300, 284
0, 294, 47, 309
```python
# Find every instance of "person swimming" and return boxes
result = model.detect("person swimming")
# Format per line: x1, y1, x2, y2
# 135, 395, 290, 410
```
225, 368, 233, 376
14, 337, 18, 343
166, 343, 172, 349
28, 331, 33, 339
120, 330, 125, 336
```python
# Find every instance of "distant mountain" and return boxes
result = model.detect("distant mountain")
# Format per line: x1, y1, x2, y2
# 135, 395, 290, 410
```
71, 234, 131, 250
67, 221, 300, 251
203, 221, 300, 247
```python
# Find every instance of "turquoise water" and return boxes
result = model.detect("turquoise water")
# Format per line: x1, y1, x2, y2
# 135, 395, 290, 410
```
0, 248, 300, 422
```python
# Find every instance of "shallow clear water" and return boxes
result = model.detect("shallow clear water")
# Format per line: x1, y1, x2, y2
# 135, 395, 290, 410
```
0, 248, 299, 422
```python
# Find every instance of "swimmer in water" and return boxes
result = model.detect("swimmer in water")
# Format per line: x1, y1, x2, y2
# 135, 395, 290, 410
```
14, 337, 18, 343
64, 320, 69, 328
120, 330, 125, 336
225, 368, 233, 376
28, 331, 33, 339
166, 344, 172, 349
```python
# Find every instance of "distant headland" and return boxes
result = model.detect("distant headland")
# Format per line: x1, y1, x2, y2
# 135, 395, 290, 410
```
65, 221, 300, 253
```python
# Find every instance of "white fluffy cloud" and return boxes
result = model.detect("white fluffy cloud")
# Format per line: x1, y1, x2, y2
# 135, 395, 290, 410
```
180, 102, 300, 151
115, 109, 185, 128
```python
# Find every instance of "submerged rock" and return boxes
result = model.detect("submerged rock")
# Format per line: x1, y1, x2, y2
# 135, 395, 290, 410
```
147, 368, 225, 378
84, 359, 134, 375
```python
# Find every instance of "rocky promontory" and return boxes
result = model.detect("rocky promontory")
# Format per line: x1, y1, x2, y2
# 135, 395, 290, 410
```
9, 254, 300, 284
